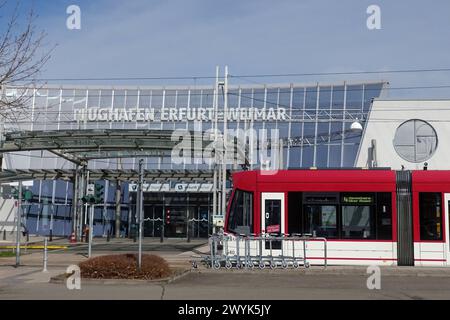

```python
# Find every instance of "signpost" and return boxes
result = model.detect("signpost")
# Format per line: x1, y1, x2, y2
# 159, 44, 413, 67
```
137, 159, 144, 270
88, 204, 94, 258
15, 181, 22, 267
86, 183, 95, 196
85, 182, 104, 258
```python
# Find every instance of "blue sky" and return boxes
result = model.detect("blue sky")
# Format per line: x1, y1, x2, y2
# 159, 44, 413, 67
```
3, 0, 450, 97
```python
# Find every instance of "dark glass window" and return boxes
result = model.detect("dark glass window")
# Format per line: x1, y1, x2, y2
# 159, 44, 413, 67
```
264, 199, 281, 234
227, 190, 253, 235
304, 205, 337, 238
287, 192, 393, 240
340, 193, 376, 240
419, 192, 443, 240
342, 205, 373, 239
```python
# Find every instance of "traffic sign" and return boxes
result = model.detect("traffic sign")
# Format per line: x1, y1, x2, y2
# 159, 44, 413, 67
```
86, 184, 95, 196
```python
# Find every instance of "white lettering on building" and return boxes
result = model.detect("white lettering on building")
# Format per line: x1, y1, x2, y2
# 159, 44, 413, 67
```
73, 107, 289, 123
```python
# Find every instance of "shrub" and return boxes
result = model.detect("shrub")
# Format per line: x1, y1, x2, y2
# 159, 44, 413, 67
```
79, 253, 171, 280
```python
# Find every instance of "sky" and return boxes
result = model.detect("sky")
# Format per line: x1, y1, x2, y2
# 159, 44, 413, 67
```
3, 0, 450, 98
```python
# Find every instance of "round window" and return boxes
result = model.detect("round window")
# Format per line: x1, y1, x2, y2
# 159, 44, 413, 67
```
393, 119, 438, 163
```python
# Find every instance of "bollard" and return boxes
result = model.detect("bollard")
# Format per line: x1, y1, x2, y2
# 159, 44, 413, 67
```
160, 221, 164, 243
26, 232, 29, 243
3, 230, 6, 241
43, 237, 48, 273
107, 232, 110, 242
49, 230, 53, 242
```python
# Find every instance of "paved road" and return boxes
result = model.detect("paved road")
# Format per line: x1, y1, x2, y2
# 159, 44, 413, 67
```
2, 238, 450, 300
1, 267, 450, 300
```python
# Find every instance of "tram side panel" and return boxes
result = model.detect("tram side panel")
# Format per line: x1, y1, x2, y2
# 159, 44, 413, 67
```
411, 171, 450, 266
225, 170, 450, 267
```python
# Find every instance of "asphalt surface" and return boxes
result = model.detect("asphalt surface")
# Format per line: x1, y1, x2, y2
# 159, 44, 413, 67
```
2, 237, 450, 300
1, 267, 450, 300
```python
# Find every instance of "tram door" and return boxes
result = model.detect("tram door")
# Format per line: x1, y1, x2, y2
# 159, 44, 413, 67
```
261, 193, 285, 252
445, 194, 450, 265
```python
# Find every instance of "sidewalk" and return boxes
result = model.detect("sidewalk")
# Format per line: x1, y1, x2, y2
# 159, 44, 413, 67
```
0, 237, 209, 269
0, 233, 66, 245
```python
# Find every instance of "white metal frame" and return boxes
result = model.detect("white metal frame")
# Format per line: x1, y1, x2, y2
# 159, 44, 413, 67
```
445, 193, 450, 265
261, 192, 285, 255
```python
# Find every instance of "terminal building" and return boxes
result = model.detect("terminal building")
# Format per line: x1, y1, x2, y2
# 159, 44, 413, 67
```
5, 79, 438, 239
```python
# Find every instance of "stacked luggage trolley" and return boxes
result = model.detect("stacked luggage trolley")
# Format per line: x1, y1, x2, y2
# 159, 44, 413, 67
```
191, 233, 327, 270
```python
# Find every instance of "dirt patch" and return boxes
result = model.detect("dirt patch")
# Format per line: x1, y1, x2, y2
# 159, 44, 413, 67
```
79, 253, 172, 280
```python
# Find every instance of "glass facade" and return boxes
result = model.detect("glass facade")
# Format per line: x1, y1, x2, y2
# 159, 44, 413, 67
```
2, 81, 385, 236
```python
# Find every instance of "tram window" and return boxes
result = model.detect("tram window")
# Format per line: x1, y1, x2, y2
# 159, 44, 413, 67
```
341, 206, 373, 239
298, 192, 393, 240
303, 205, 337, 238
419, 193, 443, 241
227, 190, 253, 235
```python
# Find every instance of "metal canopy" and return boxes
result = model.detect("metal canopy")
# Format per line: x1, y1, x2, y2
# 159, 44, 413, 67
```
0, 169, 221, 183
0, 129, 222, 165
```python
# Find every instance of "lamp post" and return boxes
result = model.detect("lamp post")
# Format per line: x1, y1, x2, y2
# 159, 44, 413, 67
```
221, 66, 229, 216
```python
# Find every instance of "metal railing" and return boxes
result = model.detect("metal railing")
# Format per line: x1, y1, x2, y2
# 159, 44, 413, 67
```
192, 233, 327, 270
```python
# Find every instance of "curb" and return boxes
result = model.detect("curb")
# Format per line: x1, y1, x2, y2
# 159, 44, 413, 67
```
191, 267, 450, 277
49, 268, 191, 285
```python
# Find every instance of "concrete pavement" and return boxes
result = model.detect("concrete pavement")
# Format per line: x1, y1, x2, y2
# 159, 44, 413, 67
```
2, 266, 450, 299
2, 238, 450, 300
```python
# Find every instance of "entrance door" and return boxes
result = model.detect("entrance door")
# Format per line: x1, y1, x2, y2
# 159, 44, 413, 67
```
261, 193, 285, 252
165, 207, 187, 238
445, 194, 450, 266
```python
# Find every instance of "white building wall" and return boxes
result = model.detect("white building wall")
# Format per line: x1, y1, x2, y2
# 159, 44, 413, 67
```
356, 99, 450, 170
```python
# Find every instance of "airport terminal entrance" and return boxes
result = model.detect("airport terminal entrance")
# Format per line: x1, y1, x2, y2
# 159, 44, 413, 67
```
133, 192, 212, 239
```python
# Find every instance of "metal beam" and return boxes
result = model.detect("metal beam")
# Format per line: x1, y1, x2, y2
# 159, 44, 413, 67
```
48, 150, 83, 165
0, 169, 224, 184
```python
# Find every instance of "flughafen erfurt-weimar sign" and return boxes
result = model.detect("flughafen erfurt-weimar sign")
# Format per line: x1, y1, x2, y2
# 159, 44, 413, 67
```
73, 107, 289, 122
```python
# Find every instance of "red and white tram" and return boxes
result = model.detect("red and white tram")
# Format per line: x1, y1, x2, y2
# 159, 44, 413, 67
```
224, 169, 450, 266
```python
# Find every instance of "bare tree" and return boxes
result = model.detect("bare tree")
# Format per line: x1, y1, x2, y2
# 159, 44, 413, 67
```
0, 0, 52, 121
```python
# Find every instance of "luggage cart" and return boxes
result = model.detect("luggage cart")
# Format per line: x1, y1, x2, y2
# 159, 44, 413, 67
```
290, 233, 303, 268
279, 233, 290, 269
243, 234, 256, 269
191, 233, 327, 270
